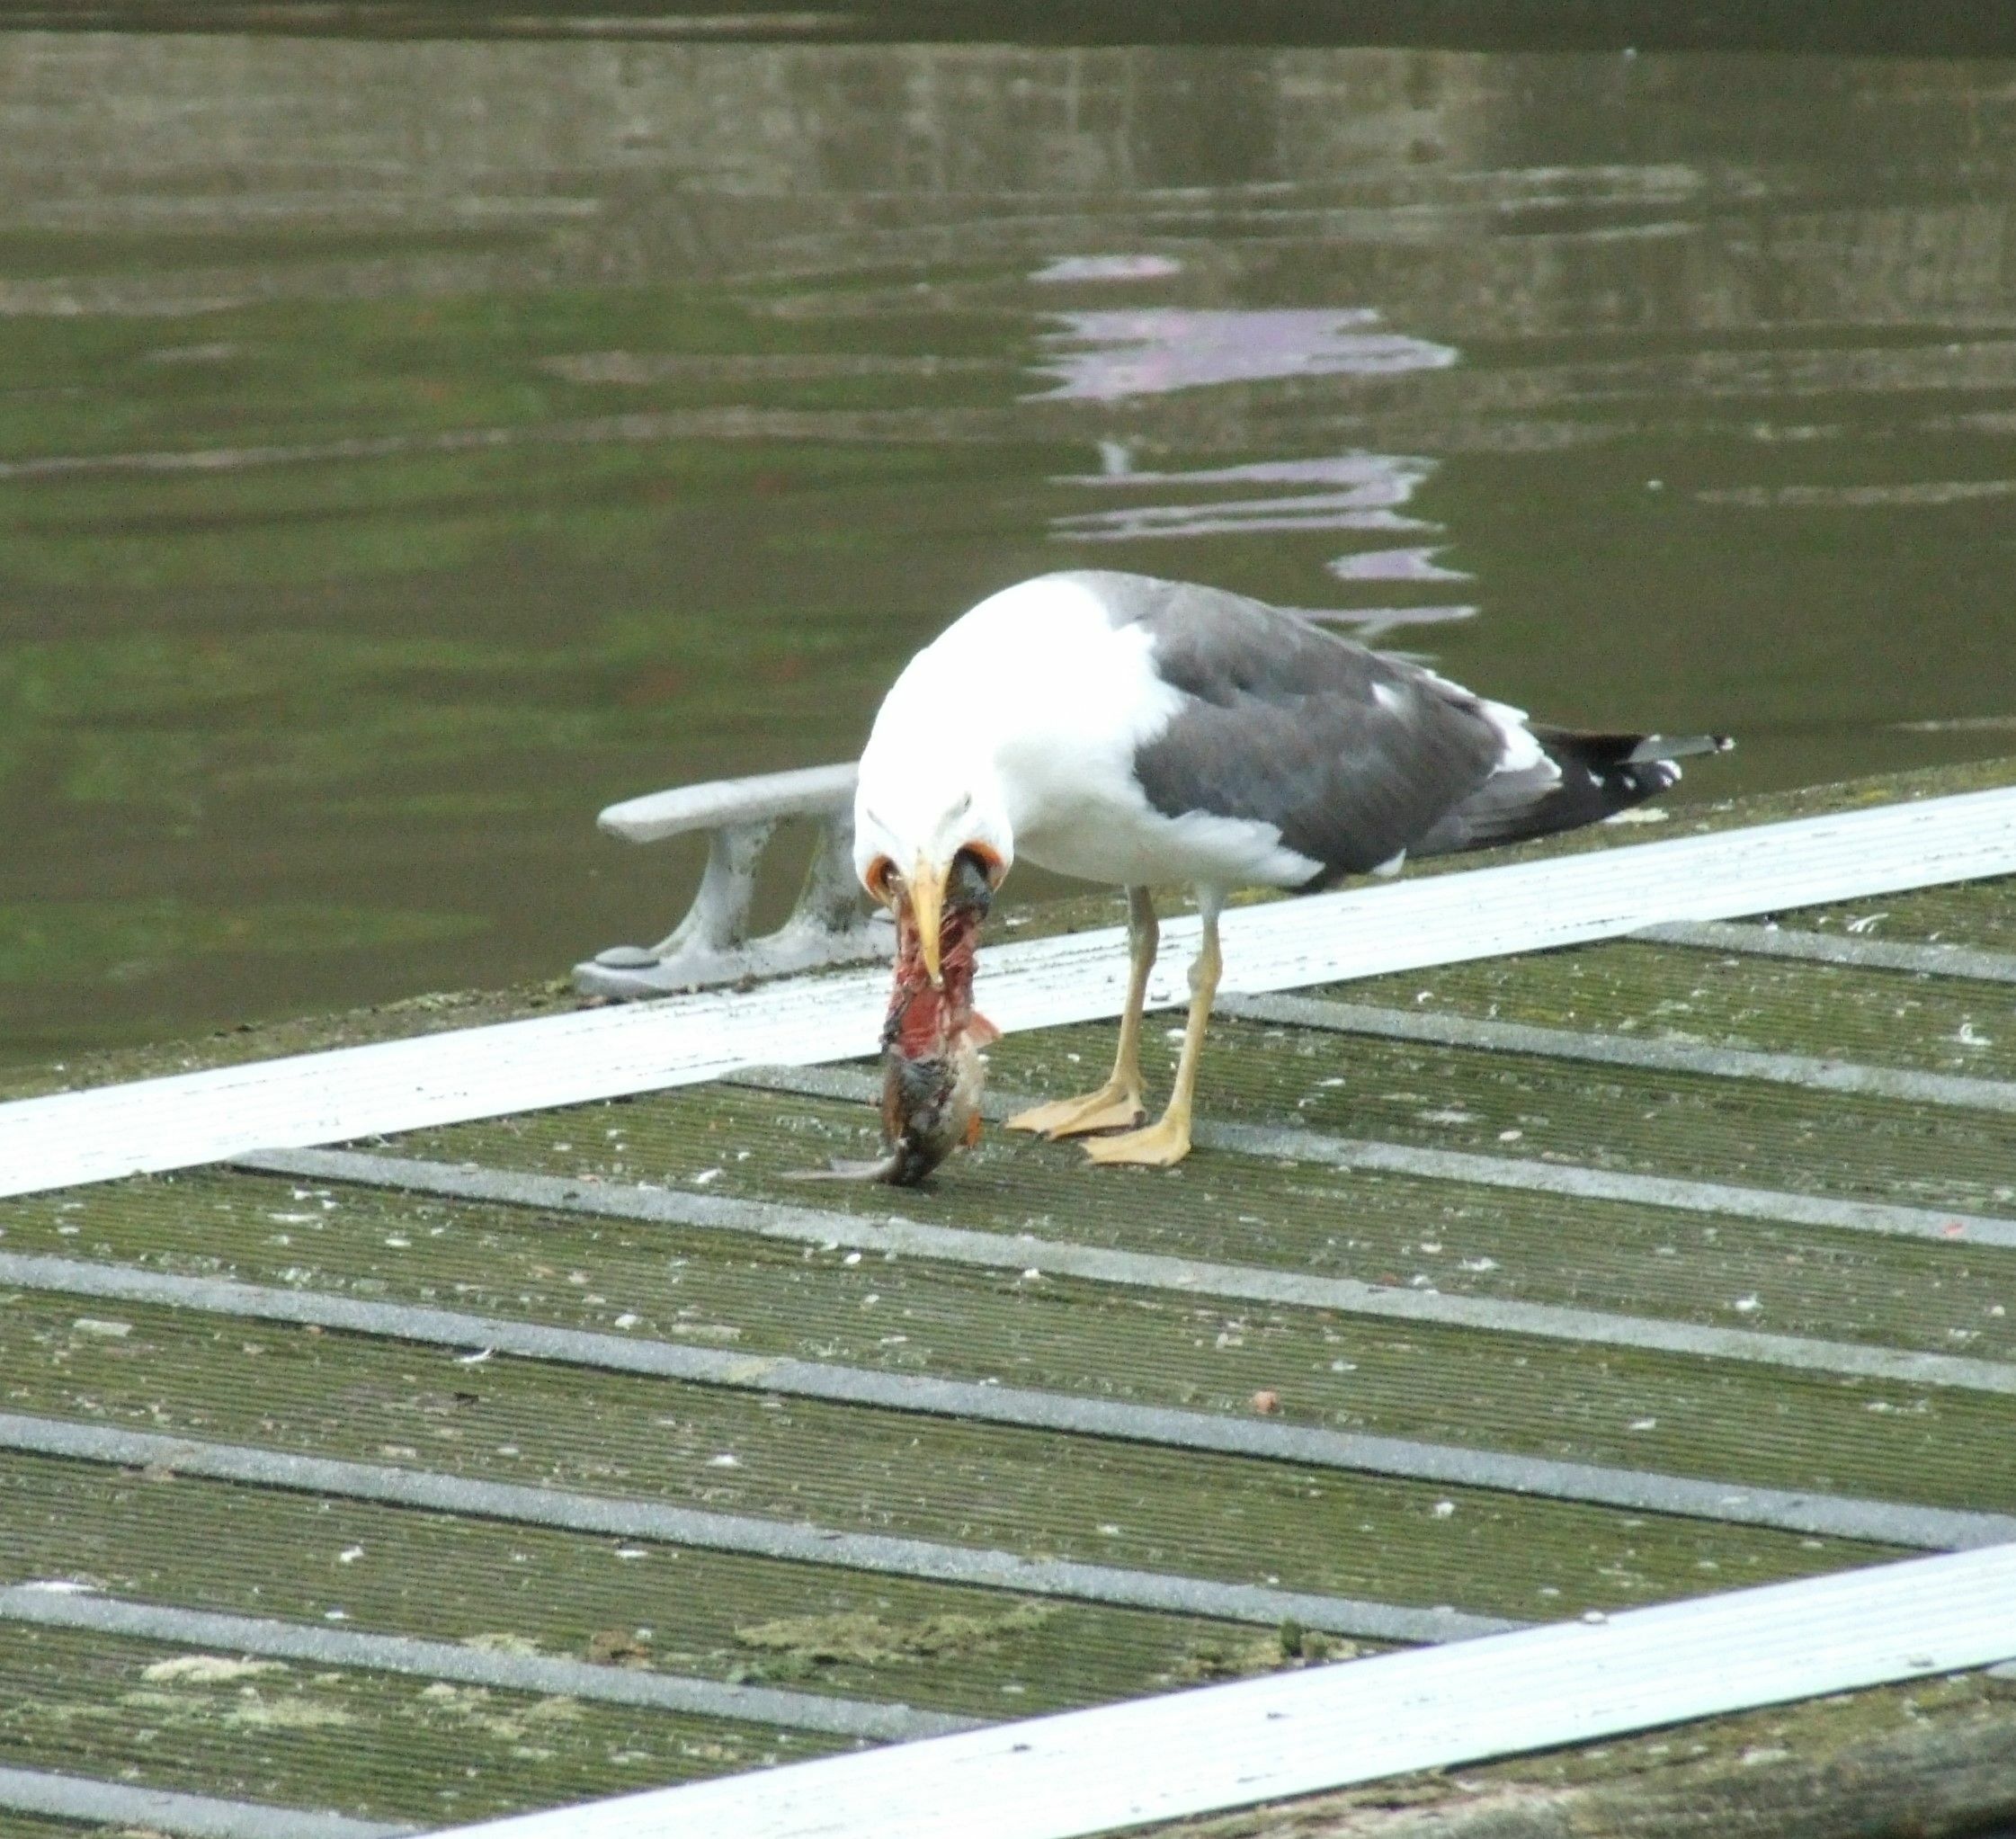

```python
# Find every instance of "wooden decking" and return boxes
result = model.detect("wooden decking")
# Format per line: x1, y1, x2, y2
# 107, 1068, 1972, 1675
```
2, 759, 2014, 1837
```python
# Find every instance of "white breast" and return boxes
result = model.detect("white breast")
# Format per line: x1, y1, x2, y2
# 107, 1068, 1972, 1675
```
862, 576, 1322, 893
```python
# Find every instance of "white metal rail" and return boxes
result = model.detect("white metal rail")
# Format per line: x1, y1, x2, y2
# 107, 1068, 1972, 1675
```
4, 783, 2016, 1200
426, 1542, 2016, 1839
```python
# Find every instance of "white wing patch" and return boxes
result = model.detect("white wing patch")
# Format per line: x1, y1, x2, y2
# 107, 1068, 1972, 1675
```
1479, 697, 1553, 776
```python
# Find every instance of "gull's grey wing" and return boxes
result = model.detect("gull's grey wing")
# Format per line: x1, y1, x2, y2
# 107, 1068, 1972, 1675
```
1070, 571, 1508, 884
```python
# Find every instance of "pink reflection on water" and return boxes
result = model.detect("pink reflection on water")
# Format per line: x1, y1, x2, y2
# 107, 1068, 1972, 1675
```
1030, 308, 1458, 401
1052, 449, 1477, 646
1029, 254, 1184, 283
1055, 451, 1440, 541
1328, 546, 1473, 582
1057, 497, 1435, 541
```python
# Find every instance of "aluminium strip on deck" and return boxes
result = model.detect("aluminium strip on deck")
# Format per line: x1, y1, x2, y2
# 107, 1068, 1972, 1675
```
740, 1060, 2016, 1249
7, 785, 2016, 1200
245, 1145, 2016, 1395
0, 1414, 1507, 1647
1220, 991, 2016, 1113
4, 1250, 1998, 1551
428, 1542, 2016, 1839
0, 1584, 973, 1742
1643, 918, 2016, 984
0, 1764, 411, 1839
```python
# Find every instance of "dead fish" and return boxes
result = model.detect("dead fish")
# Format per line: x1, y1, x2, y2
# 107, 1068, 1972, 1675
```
787, 847, 999, 1188
786, 1013, 998, 1187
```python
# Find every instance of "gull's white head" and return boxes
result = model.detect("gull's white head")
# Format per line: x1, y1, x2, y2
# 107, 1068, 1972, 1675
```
852, 658, 1013, 986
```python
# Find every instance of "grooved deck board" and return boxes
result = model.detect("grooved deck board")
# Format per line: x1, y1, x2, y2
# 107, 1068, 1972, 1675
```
0, 1454, 1285, 1723
1645, 919, 2016, 987
0, 1768, 408, 1839
0, 1291, 1889, 1622
377, 1082, 2016, 1352
1227, 986, 2016, 1109
0, 1585, 978, 1742
0, 1416, 1512, 1646
10, 1156, 2014, 1521
1329, 937, 2016, 1085
1732, 875, 2016, 958
4, 1249, 2003, 1550
985, 1016, 2016, 1219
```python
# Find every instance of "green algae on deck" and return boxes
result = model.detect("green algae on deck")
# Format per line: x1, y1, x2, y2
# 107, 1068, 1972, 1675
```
0, 1620, 839, 1829
0, 1455, 1298, 1720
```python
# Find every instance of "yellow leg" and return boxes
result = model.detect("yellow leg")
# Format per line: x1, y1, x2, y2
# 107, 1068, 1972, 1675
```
1084, 891, 1222, 1168
1008, 887, 1156, 1138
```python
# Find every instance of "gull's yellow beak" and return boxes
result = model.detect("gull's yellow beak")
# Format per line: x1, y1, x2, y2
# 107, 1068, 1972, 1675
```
909, 855, 948, 988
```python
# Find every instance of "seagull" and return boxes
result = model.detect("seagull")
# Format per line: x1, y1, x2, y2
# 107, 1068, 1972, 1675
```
852, 570, 1727, 1169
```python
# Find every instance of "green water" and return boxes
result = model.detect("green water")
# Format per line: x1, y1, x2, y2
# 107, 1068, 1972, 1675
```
3, 31, 2015, 1063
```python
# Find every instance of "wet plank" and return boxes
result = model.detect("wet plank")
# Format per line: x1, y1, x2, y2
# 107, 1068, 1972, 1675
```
984, 1018, 2016, 1219
0, 1584, 973, 1742
1736, 873, 2016, 959
0, 1768, 404, 1839
1330, 936, 2016, 1085
0, 1292, 1885, 1623
8, 1241, 2009, 1558
0, 1456, 1293, 1723
387, 1079, 2016, 1357
8, 1159, 2014, 1523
